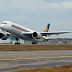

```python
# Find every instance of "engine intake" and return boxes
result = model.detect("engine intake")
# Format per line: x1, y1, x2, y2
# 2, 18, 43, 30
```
0, 33, 8, 40
32, 32, 42, 39
33, 32, 37, 37
0, 33, 4, 38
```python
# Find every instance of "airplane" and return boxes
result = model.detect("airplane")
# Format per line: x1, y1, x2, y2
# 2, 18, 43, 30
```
0, 21, 71, 44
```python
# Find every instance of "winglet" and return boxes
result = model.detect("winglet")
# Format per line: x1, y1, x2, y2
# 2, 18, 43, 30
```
44, 23, 50, 32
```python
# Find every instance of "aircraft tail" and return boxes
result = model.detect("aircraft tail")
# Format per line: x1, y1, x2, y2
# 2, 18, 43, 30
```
44, 23, 50, 32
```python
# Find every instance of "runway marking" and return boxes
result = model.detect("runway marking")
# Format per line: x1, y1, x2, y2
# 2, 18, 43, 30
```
0, 56, 72, 61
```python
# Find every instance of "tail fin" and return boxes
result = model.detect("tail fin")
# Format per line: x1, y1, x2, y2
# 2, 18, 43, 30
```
44, 23, 50, 32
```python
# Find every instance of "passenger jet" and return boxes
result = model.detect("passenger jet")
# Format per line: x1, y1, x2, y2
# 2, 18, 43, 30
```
0, 21, 71, 44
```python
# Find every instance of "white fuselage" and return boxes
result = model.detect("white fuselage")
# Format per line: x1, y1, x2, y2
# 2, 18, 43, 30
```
0, 21, 37, 41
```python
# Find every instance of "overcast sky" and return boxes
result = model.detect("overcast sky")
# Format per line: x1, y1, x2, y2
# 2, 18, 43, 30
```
0, 0, 72, 39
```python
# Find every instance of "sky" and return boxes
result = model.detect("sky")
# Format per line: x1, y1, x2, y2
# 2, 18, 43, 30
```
0, 0, 72, 41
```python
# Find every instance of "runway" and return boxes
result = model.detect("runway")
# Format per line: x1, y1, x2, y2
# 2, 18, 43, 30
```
0, 50, 72, 72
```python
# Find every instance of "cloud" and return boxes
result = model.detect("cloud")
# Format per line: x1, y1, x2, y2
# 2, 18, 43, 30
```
62, 2, 72, 9
12, 0, 61, 9
47, 3, 60, 8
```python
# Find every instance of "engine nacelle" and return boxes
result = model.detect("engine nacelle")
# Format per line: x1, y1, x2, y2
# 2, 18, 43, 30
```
0, 33, 4, 38
2, 35, 8, 40
32, 32, 42, 39
0, 33, 8, 40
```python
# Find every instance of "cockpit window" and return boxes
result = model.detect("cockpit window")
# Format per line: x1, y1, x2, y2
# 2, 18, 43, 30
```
2, 23, 7, 24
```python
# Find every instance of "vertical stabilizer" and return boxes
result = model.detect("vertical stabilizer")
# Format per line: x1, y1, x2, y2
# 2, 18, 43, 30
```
44, 23, 50, 32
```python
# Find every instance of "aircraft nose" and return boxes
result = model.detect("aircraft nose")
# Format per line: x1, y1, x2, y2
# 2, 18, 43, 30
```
0, 24, 2, 28
0, 24, 3, 29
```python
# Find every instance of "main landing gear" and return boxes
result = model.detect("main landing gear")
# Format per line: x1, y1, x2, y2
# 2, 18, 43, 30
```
32, 42, 37, 44
15, 37, 20, 45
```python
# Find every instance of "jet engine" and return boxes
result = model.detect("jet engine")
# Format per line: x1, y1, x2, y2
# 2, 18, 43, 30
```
32, 32, 42, 39
0, 33, 8, 40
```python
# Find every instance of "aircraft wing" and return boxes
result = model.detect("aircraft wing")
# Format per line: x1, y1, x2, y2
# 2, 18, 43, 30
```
41, 31, 72, 36
22, 32, 33, 38
22, 31, 72, 38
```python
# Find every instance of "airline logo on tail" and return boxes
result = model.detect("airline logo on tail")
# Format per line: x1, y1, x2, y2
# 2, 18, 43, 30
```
41, 24, 50, 42
44, 24, 50, 32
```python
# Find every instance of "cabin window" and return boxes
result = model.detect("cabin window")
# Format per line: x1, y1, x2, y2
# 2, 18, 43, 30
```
2, 23, 7, 24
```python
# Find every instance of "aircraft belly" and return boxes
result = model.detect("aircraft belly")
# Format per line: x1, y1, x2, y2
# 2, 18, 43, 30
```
18, 35, 33, 41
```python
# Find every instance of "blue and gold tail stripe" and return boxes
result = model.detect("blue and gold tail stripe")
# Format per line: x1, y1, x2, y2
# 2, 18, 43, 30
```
12, 25, 28, 32
44, 24, 50, 32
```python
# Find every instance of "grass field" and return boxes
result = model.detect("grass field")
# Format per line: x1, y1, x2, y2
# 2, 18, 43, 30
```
0, 45, 72, 51
13, 65, 72, 72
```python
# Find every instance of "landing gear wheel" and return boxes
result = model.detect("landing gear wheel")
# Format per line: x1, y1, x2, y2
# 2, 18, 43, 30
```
15, 43, 20, 45
32, 42, 37, 44
32, 42, 35, 44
